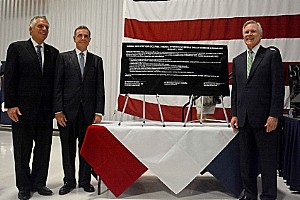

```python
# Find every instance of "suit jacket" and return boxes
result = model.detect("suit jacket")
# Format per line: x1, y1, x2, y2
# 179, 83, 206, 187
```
4, 39, 59, 120
53, 50, 105, 123
231, 45, 284, 128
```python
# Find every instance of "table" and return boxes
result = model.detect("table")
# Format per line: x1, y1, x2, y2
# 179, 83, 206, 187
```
80, 121, 243, 197
283, 117, 300, 192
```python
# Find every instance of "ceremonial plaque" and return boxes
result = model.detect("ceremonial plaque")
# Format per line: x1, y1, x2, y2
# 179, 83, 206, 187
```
120, 43, 229, 96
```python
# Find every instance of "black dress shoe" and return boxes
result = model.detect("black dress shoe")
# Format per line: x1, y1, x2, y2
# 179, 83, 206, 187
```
37, 186, 53, 196
18, 190, 31, 200
59, 182, 76, 195
79, 184, 95, 192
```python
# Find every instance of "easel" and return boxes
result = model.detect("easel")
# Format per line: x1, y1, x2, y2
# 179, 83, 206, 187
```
183, 95, 230, 127
118, 94, 165, 127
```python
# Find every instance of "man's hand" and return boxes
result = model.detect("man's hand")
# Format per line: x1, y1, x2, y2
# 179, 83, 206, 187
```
7, 107, 22, 122
264, 116, 278, 133
93, 114, 102, 124
55, 112, 67, 127
230, 116, 239, 132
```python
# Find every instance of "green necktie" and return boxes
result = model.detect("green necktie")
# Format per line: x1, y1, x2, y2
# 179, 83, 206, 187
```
247, 50, 253, 78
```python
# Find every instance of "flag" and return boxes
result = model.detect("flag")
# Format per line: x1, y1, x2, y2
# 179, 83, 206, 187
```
118, 0, 300, 122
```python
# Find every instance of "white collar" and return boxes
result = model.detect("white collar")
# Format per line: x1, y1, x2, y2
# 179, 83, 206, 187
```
75, 49, 87, 57
248, 43, 260, 55
31, 38, 44, 48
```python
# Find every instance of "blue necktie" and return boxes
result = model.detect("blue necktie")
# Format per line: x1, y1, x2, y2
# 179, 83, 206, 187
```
36, 45, 42, 70
79, 52, 84, 76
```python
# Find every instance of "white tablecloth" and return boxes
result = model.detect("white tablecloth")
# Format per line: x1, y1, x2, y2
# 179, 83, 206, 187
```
99, 121, 237, 194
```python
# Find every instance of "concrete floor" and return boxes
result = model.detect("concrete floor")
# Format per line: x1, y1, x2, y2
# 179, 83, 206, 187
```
0, 128, 299, 200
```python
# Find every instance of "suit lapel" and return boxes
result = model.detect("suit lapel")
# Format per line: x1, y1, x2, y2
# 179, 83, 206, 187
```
83, 52, 92, 80
247, 46, 265, 82
70, 50, 83, 81
43, 43, 51, 73
241, 51, 247, 81
237, 51, 248, 84
26, 40, 42, 73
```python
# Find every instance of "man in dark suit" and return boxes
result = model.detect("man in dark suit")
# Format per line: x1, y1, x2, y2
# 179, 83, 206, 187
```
53, 25, 105, 195
230, 20, 284, 200
4, 16, 59, 200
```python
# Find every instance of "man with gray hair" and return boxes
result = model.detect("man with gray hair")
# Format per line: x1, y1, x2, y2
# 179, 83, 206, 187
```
230, 20, 284, 200
4, 16, 59, 199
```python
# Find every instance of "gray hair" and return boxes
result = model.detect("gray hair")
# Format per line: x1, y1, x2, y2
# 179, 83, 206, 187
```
29, 16, 49, 27
242, 20, 263, 34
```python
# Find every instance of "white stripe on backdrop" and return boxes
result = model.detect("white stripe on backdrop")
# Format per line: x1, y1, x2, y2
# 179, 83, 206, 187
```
124, 0, 300, 21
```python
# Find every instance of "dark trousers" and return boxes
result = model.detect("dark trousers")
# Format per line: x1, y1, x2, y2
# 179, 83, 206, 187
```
239, 117, 278, 200
59, 105, 92, 186
12, 115, 53, 191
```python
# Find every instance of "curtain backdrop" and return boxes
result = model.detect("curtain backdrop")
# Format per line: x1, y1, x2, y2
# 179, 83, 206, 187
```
0, 0, 125, 121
